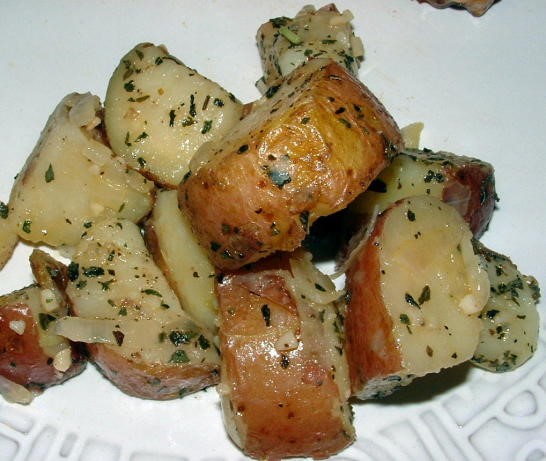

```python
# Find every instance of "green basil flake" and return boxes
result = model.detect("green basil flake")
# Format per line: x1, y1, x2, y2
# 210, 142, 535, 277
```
45, 164, 55, 183
39, 313, 56, 330
141, 288, 162, 297
405, 293, 420, 309
22, 220, 32, 234
169, 109, 176, 127
123, 80, 135, 92
0, 201, 8, 219
169, 330, 197, 346
201, 120, 212, 134
261, 304, 271, 327
418, 285, 431, 305
170, 350, 190, 364
198, 335, 210, 350
83, 266, 105, 277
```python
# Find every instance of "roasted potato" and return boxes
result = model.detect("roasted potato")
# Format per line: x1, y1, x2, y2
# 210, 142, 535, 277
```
344, 196, 489, 399
144, 189, 218, 335
8, 93, 154, 248
0, 201, 18, 270
471, 241, 540, 372
63, 218, 219, 400
256, 4, 364, 92
104, 43, 244, 188
217, 250, 354, 459
179, 59, 403, 270
419, 0, 496, 16
350, 148, 497, 238
0, 250, 86, 404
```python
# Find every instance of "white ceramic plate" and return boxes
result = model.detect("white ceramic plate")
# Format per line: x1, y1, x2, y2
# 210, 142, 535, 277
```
0, 1, 545, 460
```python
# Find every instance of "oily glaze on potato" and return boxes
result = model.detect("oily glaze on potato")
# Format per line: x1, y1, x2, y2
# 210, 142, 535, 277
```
180, 59, 403, 270
0, 201, 18, 270
0, 250, 87, 404
8, 93, 154, 248
256, 4, 364, 92
471, 241, 540, 372
104, 43, 244, 188
63, 218, 219, 400
144, 190, 218, 335
217, 251, 354, 460
344, 196, 489, 399
350, 148, 497, 238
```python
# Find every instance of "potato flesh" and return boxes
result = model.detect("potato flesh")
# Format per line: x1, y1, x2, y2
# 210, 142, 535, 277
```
180, 59, 402, 270
472, 242, 540, 372
8, 93, 154, 248
350, 149, 496, 237
104, 43, 243, 188
217, 251, 354, 459
346, 196, 489, 399
65, 218, 219, 398
0, 206, 18, 270
256, 5, 363, 91
145, 190, 218, 334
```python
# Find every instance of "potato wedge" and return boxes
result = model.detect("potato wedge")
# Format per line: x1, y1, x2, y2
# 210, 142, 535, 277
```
419, 0, 495, 16
0, 200, 18, 270
344, 196, 489, 399
144, 189, 218, 335
179, 59, 403, 270
104, 43, 244, 188
63, 218, 219, 400
471, 241, 540, 372
0, 250, 87, 404
8, 93, 154, 248
256, 4, 364, 92
217, 250, 354, 459
350, 148, 497, 238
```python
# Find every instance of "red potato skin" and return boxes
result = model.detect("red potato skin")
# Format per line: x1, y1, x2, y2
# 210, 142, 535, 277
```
442, 159, 496, 238
88, 344, 219, 400
344, 217, 402, 393
0, 299, 86, 391
217, 258, 353, 459
180, 60, 403, 270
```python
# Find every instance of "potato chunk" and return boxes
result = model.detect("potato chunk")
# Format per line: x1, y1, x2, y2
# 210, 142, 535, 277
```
64, 218, 219, 400
144, 190, 218, 335
179, 59, 403, 270
350, 148, 497, 237
0, 250, 87, 404
344, 196, 489, 399
217, 251, 354, 459
256, 4, 364, 91
104, 43, 244, 188
8, 93, 154, 248
471, 241, 540, 372
0, 201, 18, 270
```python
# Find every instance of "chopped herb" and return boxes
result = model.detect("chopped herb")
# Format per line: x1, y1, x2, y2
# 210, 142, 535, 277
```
39, 313, 56, 330
134, 132, 148, 142
75, 280, 87, 289
135, 48, 144, 60
315, 283, 326, 292
270, 16, 288, 28
261, 304, 271, 327
407, 209, 416, 221
124, 132, 132, 146
237, 144, 249, 154
210, 241, 221, 252
169, 350, 190, 364
486, 309, 500, 319
0, 201, 8, 219
423, 170, 445, 183
338, 118, 352, 129
22, 220, 32, 234
280, 354, 290, 369
198, 335, 210, 350
213, 98, 224, 107
201, 120, 213, 134
169, 330, 197, 346
45, 164, 55, 183
181, 117, 195, 127
118, 307, 127, 316
99, 280, 114, 291
68, 263, 79, 281
418, 285, 431, 305
113, 330, 125, 346
141, 288, 162, 297
189, 94, 197, 117
301, 117, 310, 124
265, 85, 281, 99
137, 157, 147, 168
405, 293, 420, 308
400, 313, 410, 325
299, 210, 310, 231
83, 221, 93, 229
426, 345, 434, 357
279, 26, 302, 45
322, 39, 337, 44
169, 109, 176, 127
123, 80, 135, 92
83, 266, 105, 277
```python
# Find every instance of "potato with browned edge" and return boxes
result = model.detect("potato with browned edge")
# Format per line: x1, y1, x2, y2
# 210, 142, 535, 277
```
344, 196, 490, 399
62, 218, 219, 400
0, 250, 87, 404
217, 250, 354, 459
179, 59, 403, 270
